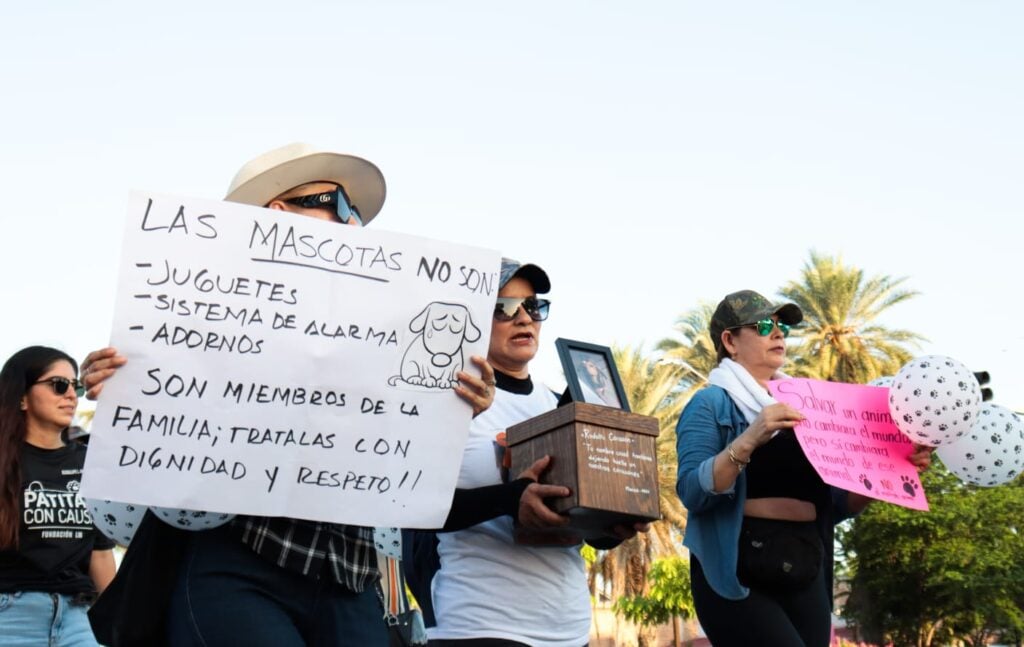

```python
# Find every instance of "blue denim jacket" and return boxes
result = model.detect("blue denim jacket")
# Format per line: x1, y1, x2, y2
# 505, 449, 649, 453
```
675, 386, 751, 599
675, 386, 854, 601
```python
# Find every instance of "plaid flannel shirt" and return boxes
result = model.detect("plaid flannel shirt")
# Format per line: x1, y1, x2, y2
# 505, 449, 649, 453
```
233, 515, 378, 592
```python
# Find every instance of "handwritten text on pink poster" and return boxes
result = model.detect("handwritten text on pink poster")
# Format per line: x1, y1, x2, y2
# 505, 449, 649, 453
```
768, 378, 928, 511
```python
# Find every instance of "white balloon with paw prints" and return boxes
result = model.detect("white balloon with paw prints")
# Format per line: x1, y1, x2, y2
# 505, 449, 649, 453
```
936, 403, 1024, 487
151, 506, 235, 531
888, 355, 982, 446
86, 499, 148, 546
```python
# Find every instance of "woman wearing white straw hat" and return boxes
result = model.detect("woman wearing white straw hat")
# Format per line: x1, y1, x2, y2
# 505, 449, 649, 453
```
83, 143, 495, 647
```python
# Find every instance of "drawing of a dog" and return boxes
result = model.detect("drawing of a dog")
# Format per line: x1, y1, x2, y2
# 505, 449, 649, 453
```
389, 302, 481, 389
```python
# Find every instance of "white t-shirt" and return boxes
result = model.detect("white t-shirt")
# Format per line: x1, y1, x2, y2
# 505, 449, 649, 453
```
429, 377, 590, 647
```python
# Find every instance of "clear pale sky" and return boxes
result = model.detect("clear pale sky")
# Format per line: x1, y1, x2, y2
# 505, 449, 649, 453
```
2, 1, 1020, 413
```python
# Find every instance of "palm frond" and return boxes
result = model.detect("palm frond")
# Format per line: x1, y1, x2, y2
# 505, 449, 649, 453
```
780, 251, 923, 383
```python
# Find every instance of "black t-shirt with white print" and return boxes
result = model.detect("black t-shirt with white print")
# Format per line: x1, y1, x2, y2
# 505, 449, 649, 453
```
0, 442, 115, 594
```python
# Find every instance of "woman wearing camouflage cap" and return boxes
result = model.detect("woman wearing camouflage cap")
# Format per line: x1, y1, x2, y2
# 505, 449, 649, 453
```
674, 290, 928, 646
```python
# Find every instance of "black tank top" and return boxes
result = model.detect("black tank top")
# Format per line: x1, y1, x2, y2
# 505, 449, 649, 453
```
744, 428, 828, 504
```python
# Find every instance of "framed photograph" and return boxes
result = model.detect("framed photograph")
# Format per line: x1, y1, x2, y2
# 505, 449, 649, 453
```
555, 338, 630, 412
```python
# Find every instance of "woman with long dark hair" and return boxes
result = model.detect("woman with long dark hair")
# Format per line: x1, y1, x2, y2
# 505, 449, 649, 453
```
0, 346, 115, 646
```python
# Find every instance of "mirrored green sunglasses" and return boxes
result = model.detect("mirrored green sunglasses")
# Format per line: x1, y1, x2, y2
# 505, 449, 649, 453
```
731, 318, 791, 337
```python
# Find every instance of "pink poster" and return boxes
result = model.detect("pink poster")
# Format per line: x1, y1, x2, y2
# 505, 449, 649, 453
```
768, 378, 928, 512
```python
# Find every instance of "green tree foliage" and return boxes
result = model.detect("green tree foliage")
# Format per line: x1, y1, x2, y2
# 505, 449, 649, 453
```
839, 463, 1024, 647
614, 557, 694, 647
779, 251, 924, 383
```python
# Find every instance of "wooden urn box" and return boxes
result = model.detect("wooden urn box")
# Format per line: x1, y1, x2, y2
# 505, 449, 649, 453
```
506, 401, 661, 541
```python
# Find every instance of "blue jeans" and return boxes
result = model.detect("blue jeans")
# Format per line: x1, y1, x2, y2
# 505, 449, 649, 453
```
166, 525, 388, 646
0, 591, 100, 647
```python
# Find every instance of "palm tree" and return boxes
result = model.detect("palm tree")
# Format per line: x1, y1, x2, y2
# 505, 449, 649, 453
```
655, 303, 715, 397
779, 251, 924, 383
589, 345, 688, 646
613, 345, 688, 536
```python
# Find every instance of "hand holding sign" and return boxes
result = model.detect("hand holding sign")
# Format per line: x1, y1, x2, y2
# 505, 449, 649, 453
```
734, 403, 806, 456
81, 347, 128, 400
907, 443, 935, 472
453, 355, 497, 418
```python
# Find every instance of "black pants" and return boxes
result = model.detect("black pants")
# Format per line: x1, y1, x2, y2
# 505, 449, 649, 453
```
166, 524, 388, 646
690, 555, 831, 647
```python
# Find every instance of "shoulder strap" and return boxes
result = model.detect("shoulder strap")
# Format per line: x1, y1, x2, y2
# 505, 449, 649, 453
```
377, 552, 409, 618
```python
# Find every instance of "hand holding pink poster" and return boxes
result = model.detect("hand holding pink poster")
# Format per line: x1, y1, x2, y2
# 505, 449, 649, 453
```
768, 378, 928, 511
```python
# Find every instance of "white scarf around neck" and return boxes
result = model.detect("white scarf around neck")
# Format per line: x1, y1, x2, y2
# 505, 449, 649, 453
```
707, 358, 787, 424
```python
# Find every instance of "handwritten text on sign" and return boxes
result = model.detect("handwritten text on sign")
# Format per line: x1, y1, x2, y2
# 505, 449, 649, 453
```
768, 378, 928, 512
81, 192, 501, 528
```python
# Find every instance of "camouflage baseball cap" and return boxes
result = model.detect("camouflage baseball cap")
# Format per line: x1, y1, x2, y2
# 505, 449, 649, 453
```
499, 258, 551, 294
710, 290, 803, 352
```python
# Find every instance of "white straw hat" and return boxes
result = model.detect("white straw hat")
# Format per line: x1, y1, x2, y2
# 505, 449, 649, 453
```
224, 142, 386, 224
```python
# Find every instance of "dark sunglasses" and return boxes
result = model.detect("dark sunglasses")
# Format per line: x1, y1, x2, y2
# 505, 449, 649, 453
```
33, 376, 85, 397
283, 186, 363, 226
731, 318, 791, 338
494, 297, 550, 322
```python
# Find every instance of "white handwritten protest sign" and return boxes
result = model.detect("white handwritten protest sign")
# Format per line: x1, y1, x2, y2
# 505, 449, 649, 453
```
81, 192, 500, 528
769, 378, 928, 511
